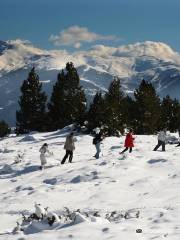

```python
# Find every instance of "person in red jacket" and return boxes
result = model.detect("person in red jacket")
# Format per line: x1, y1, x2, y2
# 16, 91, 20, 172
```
120, 129, 135, 154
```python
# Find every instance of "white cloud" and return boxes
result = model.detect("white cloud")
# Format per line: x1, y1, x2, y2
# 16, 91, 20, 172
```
74, 42, 82, 49
0, 39, 86, 72
1, 39, 180, 76
0, 39, 47, 72
113, 41, 178, 60
49, 25, 117, 48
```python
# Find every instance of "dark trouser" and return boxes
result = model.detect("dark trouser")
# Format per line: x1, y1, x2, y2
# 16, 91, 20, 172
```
95, 142, 101, 159
153, 140, 165, 151
61, 150, 73, 164
120, 147, 132, 154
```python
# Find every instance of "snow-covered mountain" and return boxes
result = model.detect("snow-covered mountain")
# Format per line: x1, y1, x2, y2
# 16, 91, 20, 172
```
1, 39, 180, 125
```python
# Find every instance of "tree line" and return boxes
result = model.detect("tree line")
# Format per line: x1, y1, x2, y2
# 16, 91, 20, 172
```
1, 62, 180, 137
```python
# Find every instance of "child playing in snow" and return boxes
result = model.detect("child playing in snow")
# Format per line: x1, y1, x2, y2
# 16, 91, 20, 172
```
93, 128, 103, 159
120, 129, 135, 154
39, 143, 50, 170
153, 129, 166, 151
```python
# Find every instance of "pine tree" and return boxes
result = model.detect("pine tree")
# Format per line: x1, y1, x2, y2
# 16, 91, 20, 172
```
103, 77, 124, 135
160, 96, 180, 132
88, 92, 105, 131
0, 120, 11, 138
122, 95, 137, 130
134, 79, 160, 134
47, 69, 66, 130
177, 106, 180, 134
16, 67, 47, 134
48, 62, 86, 130
171, 99, 180, 132
159, 95, 173, 131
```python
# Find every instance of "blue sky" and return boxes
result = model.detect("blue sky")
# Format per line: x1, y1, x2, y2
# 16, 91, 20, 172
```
0, 0, 180, 51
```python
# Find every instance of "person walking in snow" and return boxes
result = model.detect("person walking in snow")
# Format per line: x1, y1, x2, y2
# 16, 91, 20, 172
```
61, 132, 75, 164
120, 129, 135, 154
153, 129, 166, 152
93, 129, 103, 159
39, 143, 50, 170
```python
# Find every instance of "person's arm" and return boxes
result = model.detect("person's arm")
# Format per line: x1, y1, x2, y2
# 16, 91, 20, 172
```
64, 137, 68, 149
131, 133, 135, 140
46, 147, 50, 154
47, 147, 53, 156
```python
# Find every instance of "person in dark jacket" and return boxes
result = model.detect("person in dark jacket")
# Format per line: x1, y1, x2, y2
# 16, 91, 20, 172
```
120, 129, 135, 154
176, 128, 180, 147
93, 129, 103, 159
61, 132, 75, 164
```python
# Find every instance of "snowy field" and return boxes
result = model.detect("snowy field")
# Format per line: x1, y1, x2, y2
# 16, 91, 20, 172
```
0, 128, 180, 240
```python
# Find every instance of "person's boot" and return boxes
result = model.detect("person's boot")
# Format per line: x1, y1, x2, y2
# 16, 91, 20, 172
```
61, 157, 66, 164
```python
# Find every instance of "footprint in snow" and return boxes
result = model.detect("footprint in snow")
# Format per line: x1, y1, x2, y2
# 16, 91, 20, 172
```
148, 159, 167, 164
43, 178, 57, 185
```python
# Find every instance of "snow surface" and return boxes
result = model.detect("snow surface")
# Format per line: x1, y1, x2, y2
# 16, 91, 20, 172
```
0, 130, 180, 239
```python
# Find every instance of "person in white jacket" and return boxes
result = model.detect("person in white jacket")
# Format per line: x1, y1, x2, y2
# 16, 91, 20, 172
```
39, 143, 50, 169
153, 129, 166, 151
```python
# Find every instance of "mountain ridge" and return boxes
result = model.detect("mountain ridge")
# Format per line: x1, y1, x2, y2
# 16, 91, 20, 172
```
0, 40, 180, 125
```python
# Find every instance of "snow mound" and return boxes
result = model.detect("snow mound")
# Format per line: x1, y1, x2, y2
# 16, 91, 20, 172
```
166, 135, 179, 144
14, 204, 140, 236
19, 135, 37, 142
23, 220, 59, 234
16, 205, 113, 235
